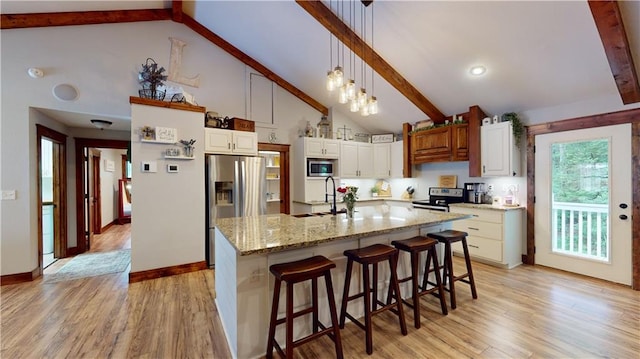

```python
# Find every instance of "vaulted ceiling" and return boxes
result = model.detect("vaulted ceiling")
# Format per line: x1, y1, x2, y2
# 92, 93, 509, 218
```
2, 0, 639, 133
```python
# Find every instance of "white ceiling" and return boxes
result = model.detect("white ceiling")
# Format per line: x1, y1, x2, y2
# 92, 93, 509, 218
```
4, 1, 640, 133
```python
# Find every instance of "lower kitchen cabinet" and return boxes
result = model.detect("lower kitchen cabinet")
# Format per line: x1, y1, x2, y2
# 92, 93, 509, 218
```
448, 204, 524, 269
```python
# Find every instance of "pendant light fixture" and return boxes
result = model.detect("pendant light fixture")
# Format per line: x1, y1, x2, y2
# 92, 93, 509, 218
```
325, 0, 379, 116
367, 1, 378, 115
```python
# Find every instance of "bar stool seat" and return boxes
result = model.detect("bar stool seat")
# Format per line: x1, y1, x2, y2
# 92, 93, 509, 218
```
339, 244, 407, 355
427, 230, 478, 309
390, 236, 448, 329
267, 255, 343, 359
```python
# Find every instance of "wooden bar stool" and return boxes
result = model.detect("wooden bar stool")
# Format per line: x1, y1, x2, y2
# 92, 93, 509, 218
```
266, 255, 343, 359
339, 244, 407, 355
427, 230, 478, 309
390, 236, 448, 329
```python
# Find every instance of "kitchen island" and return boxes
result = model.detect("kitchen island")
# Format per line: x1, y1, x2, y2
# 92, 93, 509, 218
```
214, 205, 469, 359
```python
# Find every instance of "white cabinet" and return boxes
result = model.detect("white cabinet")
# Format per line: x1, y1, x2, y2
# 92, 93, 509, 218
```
340, 142, 373, 178
373, 143, 392, 178
390, 141, 404, 178
481, 122, 520, 177
449, 205, 523, 269
304, 138, 340, 159
204, 128, 257, 156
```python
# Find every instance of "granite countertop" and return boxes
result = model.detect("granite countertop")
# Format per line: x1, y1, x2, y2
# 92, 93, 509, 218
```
293, 197, 412, 205
215, 205, 469, 255
449, 203, 525, 211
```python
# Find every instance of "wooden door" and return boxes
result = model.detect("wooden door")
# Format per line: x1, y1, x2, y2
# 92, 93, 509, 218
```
90, 151, 102, 234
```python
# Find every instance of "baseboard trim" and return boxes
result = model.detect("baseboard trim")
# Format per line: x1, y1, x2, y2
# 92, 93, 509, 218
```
1, 266, 41, 286
129, 261, 208, 283
67, 247, 79, 256
101, 220, 116, 233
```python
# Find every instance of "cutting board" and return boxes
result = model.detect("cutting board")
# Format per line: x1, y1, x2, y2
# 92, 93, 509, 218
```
375, 180, 392, 197
439, 175, 457, 188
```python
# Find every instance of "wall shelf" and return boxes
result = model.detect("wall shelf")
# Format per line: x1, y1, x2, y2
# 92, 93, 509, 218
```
164, 155, 195, 160
141, 139, 177, 144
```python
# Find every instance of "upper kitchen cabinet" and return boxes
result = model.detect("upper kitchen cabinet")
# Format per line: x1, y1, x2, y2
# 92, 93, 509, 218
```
373, 143, 392, 178
410, 123, 468, 164
481, 122, 520, 177
340, 142, 373, 178
204, 128, 257, 156
304, 137, 340, 159
389, 141, 404, 178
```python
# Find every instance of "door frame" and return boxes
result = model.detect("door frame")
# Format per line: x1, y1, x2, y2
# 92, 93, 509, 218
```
525, 108, 640, 290
90, 149, 102, 234
74, 138, 129, 254
258, 142, 290, 214
36, 124, 67, 273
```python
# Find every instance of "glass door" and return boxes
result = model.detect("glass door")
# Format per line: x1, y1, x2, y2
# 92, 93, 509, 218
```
535, 124, 632, 285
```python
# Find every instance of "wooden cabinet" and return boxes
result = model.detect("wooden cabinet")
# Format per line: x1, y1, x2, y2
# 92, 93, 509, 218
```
340, 142, 373, 177
305, 138, 340, 159
410, 124, 468, 164
481, 122, 520, 177
449, 205, 523, 269
204, 128, 257, 155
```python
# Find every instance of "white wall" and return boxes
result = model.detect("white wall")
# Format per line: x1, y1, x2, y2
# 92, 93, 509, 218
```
1, 20, 324, 276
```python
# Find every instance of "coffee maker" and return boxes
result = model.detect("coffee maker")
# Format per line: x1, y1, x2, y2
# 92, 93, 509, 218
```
464, 182, 485, 204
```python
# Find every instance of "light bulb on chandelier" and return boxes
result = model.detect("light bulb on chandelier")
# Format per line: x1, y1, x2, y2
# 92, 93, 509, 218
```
326, 71, 336, 91
368, 96, 378, 115
338, 85, 348, 104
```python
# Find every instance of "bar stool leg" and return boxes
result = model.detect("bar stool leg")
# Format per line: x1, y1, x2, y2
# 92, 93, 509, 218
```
312, 277, 319, 333
389, 253, 408, 336
339, 259, 353, 329
429, 247, 448, 315
266, 278, 281, 359
444, 242, 458, 310
323, 271, 344, 359
461, 238, 478, 299
410, 250, 421, 329
363, 263, 373, 355
372, 261, 379, 311
286, 282, 294, 358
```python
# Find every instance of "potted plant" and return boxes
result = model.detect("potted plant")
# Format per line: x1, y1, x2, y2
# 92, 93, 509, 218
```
138, 58, 167, 100
501, 112, 524, 149
371, 186, 379, 197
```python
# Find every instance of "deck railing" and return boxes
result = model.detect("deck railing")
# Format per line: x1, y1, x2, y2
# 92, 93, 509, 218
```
551, 201, 609, 261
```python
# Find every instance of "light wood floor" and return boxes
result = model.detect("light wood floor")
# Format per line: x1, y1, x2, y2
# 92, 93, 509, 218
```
2, 226, 639, 358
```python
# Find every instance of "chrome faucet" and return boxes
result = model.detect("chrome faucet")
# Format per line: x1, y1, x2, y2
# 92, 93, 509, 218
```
325, 176, 337, 215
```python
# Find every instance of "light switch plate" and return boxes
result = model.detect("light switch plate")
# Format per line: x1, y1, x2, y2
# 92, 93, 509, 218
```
141, 161, 157, 173
2, 190, 17, 200
167, 164, 179, 173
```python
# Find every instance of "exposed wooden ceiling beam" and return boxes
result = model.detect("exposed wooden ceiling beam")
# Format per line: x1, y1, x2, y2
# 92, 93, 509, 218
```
179, 13, 328, 116
588, 0, 640, 104
296, 0, 445, 122
1, 9, 171, 29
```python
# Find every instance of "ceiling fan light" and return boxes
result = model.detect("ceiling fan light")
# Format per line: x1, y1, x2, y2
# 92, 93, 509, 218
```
332, 66, 344, 87
90, 119, 113, 130
338, 85, 348, 104
326, 71, 335, 91
368, 96, 378, 115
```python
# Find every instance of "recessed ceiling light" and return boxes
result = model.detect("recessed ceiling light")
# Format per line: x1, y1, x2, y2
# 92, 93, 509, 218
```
469, 66, 486, 76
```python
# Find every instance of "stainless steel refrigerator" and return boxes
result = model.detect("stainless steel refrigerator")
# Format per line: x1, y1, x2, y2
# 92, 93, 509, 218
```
206, 155, 266, 267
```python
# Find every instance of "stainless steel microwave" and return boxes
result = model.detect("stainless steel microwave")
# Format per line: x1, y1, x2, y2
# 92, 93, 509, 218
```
307, 160, 334, 177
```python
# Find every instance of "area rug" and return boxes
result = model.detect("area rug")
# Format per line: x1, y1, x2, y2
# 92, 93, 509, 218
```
44, 249, 130, 283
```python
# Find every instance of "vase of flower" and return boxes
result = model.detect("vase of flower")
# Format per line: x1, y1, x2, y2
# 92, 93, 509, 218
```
337, 185, 358, 219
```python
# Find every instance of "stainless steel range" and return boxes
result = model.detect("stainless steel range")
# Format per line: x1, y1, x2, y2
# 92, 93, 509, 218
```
412, 187, 465, 212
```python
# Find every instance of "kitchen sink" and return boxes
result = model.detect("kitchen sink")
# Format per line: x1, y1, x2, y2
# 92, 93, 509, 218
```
292, 209, 347, 218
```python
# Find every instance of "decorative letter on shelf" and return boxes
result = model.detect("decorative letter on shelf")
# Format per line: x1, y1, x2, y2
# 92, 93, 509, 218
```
168, 37, 201, 87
